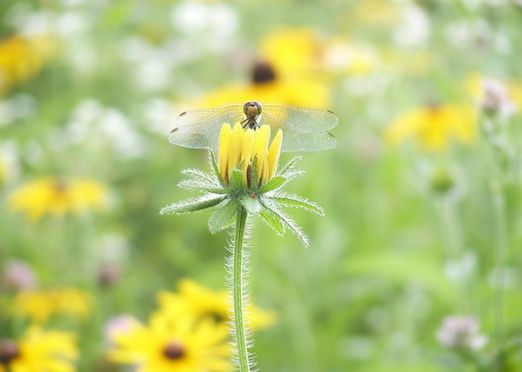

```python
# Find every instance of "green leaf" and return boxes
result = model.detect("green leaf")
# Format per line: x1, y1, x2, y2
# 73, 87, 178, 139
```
278, 156, 302, 176
177, 179, 226, 194
260, 199, 309, 247
160, 194, 226, 215
228, 168, 246, 192
259, 208, 285, 235
269, 192, 324, 216
240, 195, 262, 214
208, 200, 239, 234
259, 176, 286, 193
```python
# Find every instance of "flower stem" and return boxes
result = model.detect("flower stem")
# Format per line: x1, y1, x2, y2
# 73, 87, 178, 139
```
491, 179, 507, 370
232, 206, 251, 371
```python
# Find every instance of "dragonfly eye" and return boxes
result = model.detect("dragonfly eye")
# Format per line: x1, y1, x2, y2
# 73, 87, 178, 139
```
243, 101, 262, 118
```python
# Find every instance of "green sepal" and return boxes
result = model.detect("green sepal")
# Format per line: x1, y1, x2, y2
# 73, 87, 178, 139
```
259, 198, 310, 247
269, 192, 324, 216
259, 176, 286, 193
177, 179, 226, 194
259, 208, 285, 235
240, 195, 262, 214
209, 151, 225, 186
228, 168, 246, 192
278, 156, 302, 177
208, 199, 239, 234
160, 194, 226, 215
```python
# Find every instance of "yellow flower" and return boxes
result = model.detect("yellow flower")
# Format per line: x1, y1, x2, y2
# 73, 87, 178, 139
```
353, 0, 402, 25
156, 279, 276, 331
8, 177, 108, 221
0, 326, 77, 372
386, 104, 476, 151
260, 29, 319, 79
108, 314, 231, 372
201, 61, 330, 109
0, 35, 54, 94
12, 288, 93, 324
217, 123, 282, 188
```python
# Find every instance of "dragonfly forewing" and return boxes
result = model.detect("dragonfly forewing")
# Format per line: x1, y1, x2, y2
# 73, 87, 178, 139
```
168, 106, 244, 149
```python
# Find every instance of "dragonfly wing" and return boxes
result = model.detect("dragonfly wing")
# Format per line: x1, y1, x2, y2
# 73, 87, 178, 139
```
280, 128, 337, 152
168, 106, 244, 150
262, 105, 339, 134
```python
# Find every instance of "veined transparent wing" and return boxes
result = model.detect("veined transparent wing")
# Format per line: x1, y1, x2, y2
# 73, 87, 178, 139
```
168, 105, 244, 149
261, 105, 339, 134
280, 127, 336, 152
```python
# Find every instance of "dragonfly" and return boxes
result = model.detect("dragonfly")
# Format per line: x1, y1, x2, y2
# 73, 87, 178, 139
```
168, 101, 339, 152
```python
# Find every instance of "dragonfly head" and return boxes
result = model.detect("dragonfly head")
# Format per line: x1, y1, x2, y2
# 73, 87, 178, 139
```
243, 101, 262, 120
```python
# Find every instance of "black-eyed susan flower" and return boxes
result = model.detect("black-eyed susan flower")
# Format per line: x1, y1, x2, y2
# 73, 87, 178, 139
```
0, 326, 77, 372
11, 288, 93, 324
162, 119, 330, 370
8, 177, 109, 221
386, 104, 476, 151
108, 314, 230, 372
155, 279, 276, 331
201, 60, 330, 109
0, 35, 54, 94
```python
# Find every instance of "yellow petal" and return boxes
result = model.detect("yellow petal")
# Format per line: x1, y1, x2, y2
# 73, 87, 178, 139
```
218, 123, 232, 182
254, 125, 271, 180
267, 129, 283, 179
227, 123, 244, 180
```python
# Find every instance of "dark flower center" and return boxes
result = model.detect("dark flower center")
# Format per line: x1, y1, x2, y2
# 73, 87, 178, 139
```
0, 340, 20, 365
163, 341, 186, 360
251, 61, 277, 84
205, 311, 227, 324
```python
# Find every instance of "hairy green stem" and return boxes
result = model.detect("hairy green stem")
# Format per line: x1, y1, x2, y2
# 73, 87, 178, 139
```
491, 180, 507, 371
233, 206, 250, 371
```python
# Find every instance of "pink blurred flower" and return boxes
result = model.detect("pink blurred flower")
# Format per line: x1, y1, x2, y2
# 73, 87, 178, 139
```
2, 260, 37, 291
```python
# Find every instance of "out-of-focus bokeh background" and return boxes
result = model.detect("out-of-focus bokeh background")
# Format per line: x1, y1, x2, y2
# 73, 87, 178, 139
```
1, 0, 522, 371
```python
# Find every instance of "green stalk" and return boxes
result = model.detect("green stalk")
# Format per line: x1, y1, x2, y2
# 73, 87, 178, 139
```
232, 206, 251, 371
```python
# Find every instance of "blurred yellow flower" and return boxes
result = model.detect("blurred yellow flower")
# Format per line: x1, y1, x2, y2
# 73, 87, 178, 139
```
8, 177, 109, 221
201, 61, 330, 109
353, 0, 401, 25
386, 104, 476, 151
156, 279, 276, 331
260, 29, 378, 79
260, 29, 319, 79
108, 314, 231, 372
12, 288, 93, 324
218, 123, 282, 187
0, 159, 7, 185
0, 35, 54, 94
0, 326, 77, 372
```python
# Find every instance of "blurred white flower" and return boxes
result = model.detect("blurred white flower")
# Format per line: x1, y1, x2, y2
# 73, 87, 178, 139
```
436, 315, 487, 350
393, 6, 430, 47
488, 266, 518, 290
65, 100, 146, 158
170, 1, 239, 52
479, 78, 518, 118
143, 98, 181, 136
445, 19, 511, 54
97, 233, 130, 263
2, 260, 37, 291
104, 315, 139, 344
0, 141, 20, 183
444, 252, 477, 282
0, 95, 36, 127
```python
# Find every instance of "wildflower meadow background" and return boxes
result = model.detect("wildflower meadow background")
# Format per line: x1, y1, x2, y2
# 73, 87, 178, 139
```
1, 0, 522, 371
